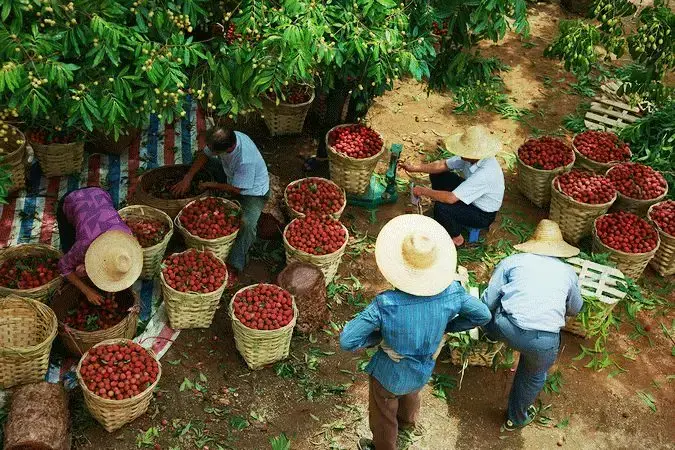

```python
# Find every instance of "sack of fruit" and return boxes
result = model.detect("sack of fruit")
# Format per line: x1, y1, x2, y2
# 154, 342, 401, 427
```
277, 262, 330, 334
175, 197, 241, 261
516, 136, 575, 208
51, 282, 140, 356
605, 163, 669, 216
159, 249, 228, 329
0, 123, 28, 193
262, 85, 315, 136
549, 170, 617, 244
0, 243, 63, 303
648, 200, 675, 277
119, 205, 174, 279
229, 284, 298, 370
28, 130, 84, 177
592, 212, 660, 280
76, 339, 161, 432
326, 124, 385, 195
0, 295, 57, 389
134, 165, 212, 218
284, 177, 347, 220
283, 215, 349, 286
572, 130, 631, 173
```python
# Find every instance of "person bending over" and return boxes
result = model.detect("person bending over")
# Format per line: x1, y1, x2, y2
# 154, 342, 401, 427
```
400, 125, 505, 247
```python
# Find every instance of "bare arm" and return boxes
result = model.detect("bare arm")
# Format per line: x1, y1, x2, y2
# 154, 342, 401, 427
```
172, 152, 209, 195
413, 186, 460, 204
201, 182, 241, 196
66, 273, 103, 305
400, 160, 449, 175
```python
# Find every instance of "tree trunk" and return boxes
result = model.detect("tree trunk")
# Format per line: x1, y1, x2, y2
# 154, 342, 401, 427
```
4, 382, 71, 450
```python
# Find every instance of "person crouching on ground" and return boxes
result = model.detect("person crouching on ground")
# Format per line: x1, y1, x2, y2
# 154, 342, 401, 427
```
400, 125, 505, 247
172, 127, 270, 285
481, 219, 583, 431
340, 214, 491, 450
57, 187, 143, 304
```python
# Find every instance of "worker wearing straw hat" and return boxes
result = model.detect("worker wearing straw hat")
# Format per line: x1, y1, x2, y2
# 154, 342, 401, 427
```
400, 125, 505, 246
56, 187, 143, 305
340, 215, 491, 450
480, 219, 583, 432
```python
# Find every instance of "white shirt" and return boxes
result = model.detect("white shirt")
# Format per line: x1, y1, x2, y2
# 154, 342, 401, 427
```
445, 156, 504, 212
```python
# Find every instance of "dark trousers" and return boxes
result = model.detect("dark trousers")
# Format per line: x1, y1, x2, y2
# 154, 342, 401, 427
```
56, 190, 81, 252
430, 172, 497, 238
369, 376, 421, 450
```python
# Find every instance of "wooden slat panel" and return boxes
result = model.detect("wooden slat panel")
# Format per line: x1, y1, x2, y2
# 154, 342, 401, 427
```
597, 97, 641, 113
590, 103, 639, 122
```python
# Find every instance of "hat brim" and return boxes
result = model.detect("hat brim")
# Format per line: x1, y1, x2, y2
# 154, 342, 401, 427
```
513, 240, 580, 258
444, 131, 502, 160
85, 230, 143, 292
375, 215, 457, 297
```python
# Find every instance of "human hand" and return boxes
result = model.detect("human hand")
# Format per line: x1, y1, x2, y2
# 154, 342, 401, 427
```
380, 341, 403, 363
399, 161, 417, 173
412, 186, 425, 197
170, 175, 192, 196
85, 287, 104, 306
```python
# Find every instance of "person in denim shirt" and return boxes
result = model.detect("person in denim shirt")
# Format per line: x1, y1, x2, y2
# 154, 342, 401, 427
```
340, 215, 491, 450
481, 219, 583, 431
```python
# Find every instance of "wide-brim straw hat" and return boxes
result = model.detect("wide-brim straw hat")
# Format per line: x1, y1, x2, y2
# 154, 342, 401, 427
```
514, 219, 580, 258
375, 215, 457, 297
444, 125, 502, 160
85, 230, 143, 292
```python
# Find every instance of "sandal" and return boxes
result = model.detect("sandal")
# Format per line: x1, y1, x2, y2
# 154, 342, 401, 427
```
357, 438, 375, 450
501, 405, 538, 432
303, 156, 329, 172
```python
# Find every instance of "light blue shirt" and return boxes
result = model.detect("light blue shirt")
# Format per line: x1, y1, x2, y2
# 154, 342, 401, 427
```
203, 131, 269, 196
340, 282, 491, 395
445, 156, 504, 212
480, 253, 583, 333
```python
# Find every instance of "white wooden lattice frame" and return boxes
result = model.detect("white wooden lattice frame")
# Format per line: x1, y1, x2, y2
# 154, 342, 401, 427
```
584, 81, 642, 132
565, 257, 627, 305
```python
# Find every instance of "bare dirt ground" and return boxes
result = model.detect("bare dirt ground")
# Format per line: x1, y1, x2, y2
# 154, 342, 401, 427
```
72, 3, 674, 450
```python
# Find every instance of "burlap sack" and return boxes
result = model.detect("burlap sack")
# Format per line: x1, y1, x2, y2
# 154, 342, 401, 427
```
277, 262, 330, 334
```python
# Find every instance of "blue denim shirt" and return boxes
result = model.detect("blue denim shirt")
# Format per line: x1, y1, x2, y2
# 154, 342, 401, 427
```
340, 282, 491, 395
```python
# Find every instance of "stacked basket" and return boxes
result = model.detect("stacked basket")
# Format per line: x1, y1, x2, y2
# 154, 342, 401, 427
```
283, 217, 349, 286
605, 164, 669, 216
118, 205, 174, 279
262, 88, 315, 136
0, 295, 57, 388
549, 175, 617, 244
1, 124, 28, 193
229, 284, 298, 370
572, 131, 631, 174
283, 177, 347, 220
516, 138, 575, 208
175, 197, 241, 261
30, 140, 84, 177
76, 339, 161, 432
51, 283, 140, 355
326, 124, 385, 196
159, 250, 228, 329
0, 243, 63, 303
648, 201, 675, 277
134, 165, 212, 218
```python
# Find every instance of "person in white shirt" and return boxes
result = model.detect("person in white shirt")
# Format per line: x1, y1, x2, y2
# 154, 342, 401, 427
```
400, 126, 505, 246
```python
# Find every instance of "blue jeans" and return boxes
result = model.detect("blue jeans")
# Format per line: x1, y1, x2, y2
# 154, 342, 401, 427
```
484, 312, 560, 424
205, 157, 269, 272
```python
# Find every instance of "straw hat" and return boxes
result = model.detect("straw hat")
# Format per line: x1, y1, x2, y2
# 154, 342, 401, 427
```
85, 230, 143, 292
375, 215, 457, 296
514, 219, 580, 258
444, 125, 502, 160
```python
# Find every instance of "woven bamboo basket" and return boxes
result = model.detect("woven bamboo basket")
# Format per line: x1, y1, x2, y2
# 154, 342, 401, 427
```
30, 140, 84, 177
282, 219, 349, 286
283, 177, 347, 220
118, 205, 174, 279
449, 339, 504, 367
605, 166, 669, 216
175, 197, 241, 261
1, 125, 28, 193
0, 295, 57, 388
648, 202, 675, 277
592, 217, 659, 280
76, 338, 161, 432
0, 243, 63, 303
159, 250, 228, 329
516, 153, 574, 208
549, 177, 617, 244
326, 124, 386, 195
51, 283, 139, 356
562, 257, 626, 338
134, 165, 212, 219
572, 135, 631, 173
262, 89, 315, 136
229, 284, 298, 370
